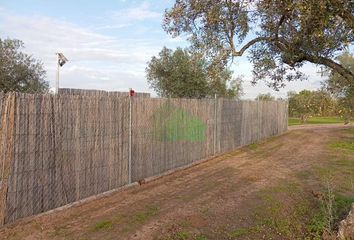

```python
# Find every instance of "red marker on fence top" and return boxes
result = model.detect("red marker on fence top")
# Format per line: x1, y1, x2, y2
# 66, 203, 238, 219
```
129, 88, 135, 97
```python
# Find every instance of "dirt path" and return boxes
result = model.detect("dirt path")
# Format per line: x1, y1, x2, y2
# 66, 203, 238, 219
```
0, 125, 352, 240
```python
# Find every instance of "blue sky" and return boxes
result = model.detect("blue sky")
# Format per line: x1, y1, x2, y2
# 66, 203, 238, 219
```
0, 0, 326, 99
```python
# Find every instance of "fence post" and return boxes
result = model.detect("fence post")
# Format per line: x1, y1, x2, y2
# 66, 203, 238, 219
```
128, 94, 132, 184
214, 94, 217, 155
258, 100, 261, 141
0, 93, 16, 226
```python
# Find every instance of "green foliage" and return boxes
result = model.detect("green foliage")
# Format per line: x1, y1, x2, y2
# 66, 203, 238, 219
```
255, 93, 275, 101
307, 212, 327, 240
288, 90, 336, 122
146, 47, 243, 98
164, 0, 354, 89
324, 51, 354, 123
0, 38, 48, 93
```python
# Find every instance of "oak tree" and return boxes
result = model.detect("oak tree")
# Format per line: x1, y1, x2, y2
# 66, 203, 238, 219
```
164, 0, 354, 89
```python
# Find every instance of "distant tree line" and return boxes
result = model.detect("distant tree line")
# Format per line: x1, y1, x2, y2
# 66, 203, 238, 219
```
256, 88, 352, 124
287, 90, 337, 123
255, 52, 353, 124
258, 88, 351, 124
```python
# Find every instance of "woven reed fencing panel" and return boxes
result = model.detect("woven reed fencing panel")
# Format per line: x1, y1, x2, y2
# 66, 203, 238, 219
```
2, 93, 129, 223
0, 93, 288, 225
131, 98, 216, 181
0, 93, 16, 225
216, 99, 243, 154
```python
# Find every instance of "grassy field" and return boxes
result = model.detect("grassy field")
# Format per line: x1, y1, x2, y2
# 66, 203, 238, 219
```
288, 117, 347, 126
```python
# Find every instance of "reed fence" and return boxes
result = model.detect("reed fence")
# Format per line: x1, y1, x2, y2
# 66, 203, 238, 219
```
0, 92, 288, 225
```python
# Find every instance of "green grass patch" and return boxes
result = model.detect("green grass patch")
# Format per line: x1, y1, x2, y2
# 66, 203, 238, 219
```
173, 230, 190, 240
256, 182, 352, 239
247, 142, 258, 150
306, 212, 327, 240
93, 220, 113, 231
289, 118, 302, 126
132, 205, 159, 224
122, 205, 160, 233
324, 136, 354, 193
228, 227, 250, 238
307, 193, 354, 240
307, 117, 345, 124
330, 141, 354, 152
302, 134, 354, 237
194, 234, 208, 240
313, 161, 354, 194
252, 182, 353, 239
251, 182, 315, 239
161, 230, 190, 240
289, 117, 346, 126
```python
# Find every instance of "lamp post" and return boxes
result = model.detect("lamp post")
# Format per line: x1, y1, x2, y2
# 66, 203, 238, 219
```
55, 53, 68, 94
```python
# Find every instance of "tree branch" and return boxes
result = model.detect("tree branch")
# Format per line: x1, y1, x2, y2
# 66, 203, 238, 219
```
230, 37, 274, 56
228, 34, 354, 83
305, 55, 354, 83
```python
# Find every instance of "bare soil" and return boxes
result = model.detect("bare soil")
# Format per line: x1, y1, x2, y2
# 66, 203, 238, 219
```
0, 124, 353, 240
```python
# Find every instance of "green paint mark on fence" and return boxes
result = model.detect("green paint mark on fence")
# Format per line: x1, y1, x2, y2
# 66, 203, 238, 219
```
151, 103, 205, 142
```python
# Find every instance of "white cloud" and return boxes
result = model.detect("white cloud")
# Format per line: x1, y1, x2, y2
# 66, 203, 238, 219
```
0, 3, 326, 98
93, 24, 130, 30
0, 10, 163, 92
60, 65, 148, 91
109, 2, 161, 22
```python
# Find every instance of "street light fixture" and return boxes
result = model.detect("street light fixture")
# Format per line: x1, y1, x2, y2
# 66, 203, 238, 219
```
55, 53, 68, 94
